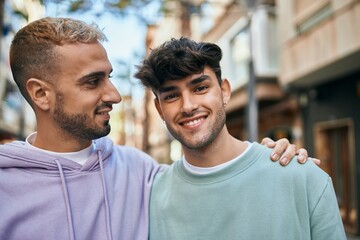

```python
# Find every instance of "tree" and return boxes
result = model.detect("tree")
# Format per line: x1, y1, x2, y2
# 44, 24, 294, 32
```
44, 0, 203, 31
45, 0, 162, 24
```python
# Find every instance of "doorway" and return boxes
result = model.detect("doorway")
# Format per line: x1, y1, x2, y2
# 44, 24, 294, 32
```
314, 118, 357, 233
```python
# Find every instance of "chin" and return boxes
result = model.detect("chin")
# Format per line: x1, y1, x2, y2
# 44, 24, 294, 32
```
182, 140, 209, 150
84, 125, 111, 140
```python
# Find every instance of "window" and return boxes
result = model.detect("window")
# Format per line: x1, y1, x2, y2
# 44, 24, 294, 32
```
230, 29, 250, 90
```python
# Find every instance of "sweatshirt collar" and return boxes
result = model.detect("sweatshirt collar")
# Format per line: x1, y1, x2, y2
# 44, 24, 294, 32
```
26, 132, 94, 165
176, 142, 264, 184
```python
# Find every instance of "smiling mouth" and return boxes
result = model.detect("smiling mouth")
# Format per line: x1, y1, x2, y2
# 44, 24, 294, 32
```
97, 112, 110, 115
95, 106, 112, 115
181, 117, 206, 126
95, 103, 113, 114
95, 108, 112, 122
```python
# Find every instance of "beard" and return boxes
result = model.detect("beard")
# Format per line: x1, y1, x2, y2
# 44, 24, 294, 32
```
166, 105, 226, 150
53, 95, 111, 140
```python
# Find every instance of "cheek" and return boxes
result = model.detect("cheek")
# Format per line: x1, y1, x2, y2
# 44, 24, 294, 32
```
57, 95, 93, 114
161, 105, 178, 120
206, 93, 223, 106
191, 95, 216, 110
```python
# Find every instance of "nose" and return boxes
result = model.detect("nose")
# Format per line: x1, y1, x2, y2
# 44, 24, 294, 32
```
180, 94, 198, 114
102, 79, 122, 104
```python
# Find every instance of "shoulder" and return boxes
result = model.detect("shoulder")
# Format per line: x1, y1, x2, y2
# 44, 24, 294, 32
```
0, 140, 31, 161
0, 140, 26, 151
95, 136, 161, 170
95, 137, 156, 163
252, 143, 335, 212
113, 144, 159, 166
254, 142, 327, 175
106, 144, 165, 181
152, 159, 178, 182
253, 142, 330, 191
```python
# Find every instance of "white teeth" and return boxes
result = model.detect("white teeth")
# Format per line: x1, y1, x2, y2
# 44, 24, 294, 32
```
184, 118, 201, 126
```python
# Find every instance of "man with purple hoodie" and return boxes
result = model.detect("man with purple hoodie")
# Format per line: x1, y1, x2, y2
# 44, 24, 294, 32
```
0, 17, 313, 240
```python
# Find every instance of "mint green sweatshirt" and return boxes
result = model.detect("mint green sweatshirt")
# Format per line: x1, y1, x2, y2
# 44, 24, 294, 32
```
149, 142, 346, 240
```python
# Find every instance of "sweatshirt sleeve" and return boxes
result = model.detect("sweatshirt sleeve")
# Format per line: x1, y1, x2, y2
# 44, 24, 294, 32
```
310, 177, 347, 240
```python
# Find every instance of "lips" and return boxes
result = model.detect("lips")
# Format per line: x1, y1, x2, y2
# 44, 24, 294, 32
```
183, 118, 204, 126
95, 105, 113, 115
97, 111, 111, 115
95, 106, 113, 121
179, 115, 207, 128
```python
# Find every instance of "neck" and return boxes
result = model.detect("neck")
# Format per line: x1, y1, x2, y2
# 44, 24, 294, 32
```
182, 130, 247, 167
33, 128, 92, 153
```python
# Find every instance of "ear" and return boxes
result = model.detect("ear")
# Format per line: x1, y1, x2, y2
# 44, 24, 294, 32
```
26, 78, 53, 111
154, 97, 164, 120
221, 78, 231, 105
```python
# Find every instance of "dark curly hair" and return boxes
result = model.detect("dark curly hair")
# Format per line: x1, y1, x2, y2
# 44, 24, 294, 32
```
134, 37, 223, 94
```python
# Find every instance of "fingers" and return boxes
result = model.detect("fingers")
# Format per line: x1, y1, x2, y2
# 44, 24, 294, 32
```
296, 149, 321, 166
263, 138, 318, 167
296, 148, 308, 164
263, 137, 322, 167
260, 137, 276, 148
311, 158, 321, 166
270, 138, 294, 166
278, 143, 296, 166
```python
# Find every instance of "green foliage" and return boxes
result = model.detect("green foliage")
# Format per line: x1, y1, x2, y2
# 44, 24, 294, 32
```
53, 0, 155, 13
13, 9, 29, 21
108, 0, 132, 9
44, 0, 205, 25
44, 0, 163, 23
69, 0, 86, 12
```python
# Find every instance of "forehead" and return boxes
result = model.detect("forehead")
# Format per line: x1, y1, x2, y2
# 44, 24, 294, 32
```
157, 67, 218, 97
54, 42, 112, 78
161, 66, 216, 87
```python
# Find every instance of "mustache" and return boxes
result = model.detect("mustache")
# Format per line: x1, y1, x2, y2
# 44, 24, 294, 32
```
181, 110, 202, 118
95, 103, 113, 113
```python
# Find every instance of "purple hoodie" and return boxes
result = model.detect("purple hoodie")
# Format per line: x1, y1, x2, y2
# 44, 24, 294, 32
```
0, 137, 163, 240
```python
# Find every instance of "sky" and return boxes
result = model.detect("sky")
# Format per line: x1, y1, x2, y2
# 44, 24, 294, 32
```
45, 1, 161, 102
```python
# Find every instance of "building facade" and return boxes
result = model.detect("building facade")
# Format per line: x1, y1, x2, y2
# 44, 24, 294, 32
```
278, 0, 360, 234
0, 0, 44, 143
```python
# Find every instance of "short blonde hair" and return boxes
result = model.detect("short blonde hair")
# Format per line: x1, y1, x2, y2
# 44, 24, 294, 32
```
9, 17, 107, 105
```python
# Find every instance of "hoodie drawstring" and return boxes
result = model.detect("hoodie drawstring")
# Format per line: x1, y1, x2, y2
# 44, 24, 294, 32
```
55, 159, 75, 240
98, 151, 113, 240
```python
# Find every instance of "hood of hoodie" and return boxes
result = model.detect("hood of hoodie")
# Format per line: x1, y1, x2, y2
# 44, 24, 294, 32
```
0, 137, 114, 173
0, 137, 126, 240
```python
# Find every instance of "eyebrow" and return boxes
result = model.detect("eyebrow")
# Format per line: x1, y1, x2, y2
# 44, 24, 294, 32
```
189, 74, 209, 86
158, 74, 210, 94
77, 69, 113, 84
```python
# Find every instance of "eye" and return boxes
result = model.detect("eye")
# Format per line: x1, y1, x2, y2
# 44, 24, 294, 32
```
163, 93, 178, 101
194, 85, 208, 93
86, 78, 101, 87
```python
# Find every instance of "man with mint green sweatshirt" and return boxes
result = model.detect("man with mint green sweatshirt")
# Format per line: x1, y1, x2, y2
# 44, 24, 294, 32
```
135, 37, 346, 239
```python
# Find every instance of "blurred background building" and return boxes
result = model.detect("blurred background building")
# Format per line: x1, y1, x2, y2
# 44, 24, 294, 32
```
0, 0, 43, 143
0, 0, 359, 236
